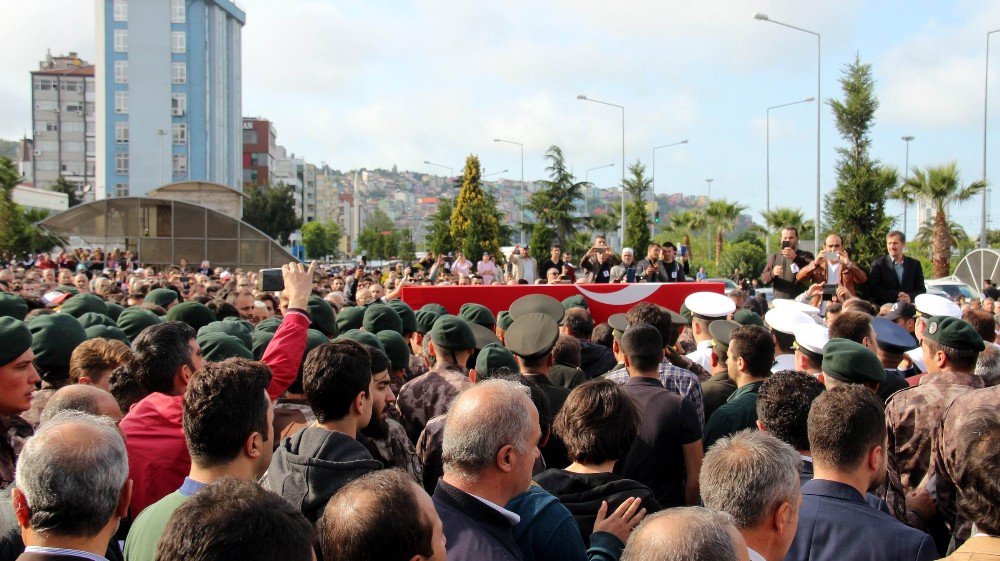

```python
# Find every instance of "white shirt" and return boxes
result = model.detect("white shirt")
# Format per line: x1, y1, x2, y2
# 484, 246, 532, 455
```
747, 547, 767, 561
685, 339, 714, 372
826, 262, 842, 285
772, 353, 797, 373
904, 346, 927, 373
24, 547, 108, 561
471, 494, 521, 525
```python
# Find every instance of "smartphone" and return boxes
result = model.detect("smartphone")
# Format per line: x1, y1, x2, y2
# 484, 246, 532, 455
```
595, 247, 606, 254
781, 240, 791, 249
179, 276, 190, 283
625, 268, 636, 283
822, 284, 837, 301
822, 252, 840, 262
258, 268, 284, 292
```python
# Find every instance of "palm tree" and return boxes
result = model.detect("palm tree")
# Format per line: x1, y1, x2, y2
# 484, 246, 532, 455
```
760, 207, 815, 246
912, 218, 973, 261
903, 163, 986, 278
888, 181, 917, 236
706, 200, 749, 267
670, 209, 707, 261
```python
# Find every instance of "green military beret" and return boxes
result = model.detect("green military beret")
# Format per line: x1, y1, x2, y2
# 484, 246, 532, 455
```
505, 313, 559, 359
105, 302, 124, 322
198, 320, 252, 351
497, 311, 513, 332
145, 288, 179, 308
0, 317, 32, 367
223, 316, 255, 332
420, 303, 448, 316
166, 302, 217, 332
561, 295, 588, 310
308, 296, 338, 338
0, 293, 29, 320
821, 338, 886, 384
85, 324, 130, 345
733, 309, 765, 327
414, 309, 440, 335
29, 313, 87, 370
197, 332, 253, 362
77, 311, 117, 330
459, 303, 496, 330
250, 330, 274, 360
430, 315, 477, 351
304, 329, 330, 358
57, 285, 79, 295
59, 294, 108, 318
255, 316, 283, 333
336, 306, 365, 333
376, 330, 409, 370
476, 342, 520, 378
470, 322, 501, 350
386, 300, 417, 334
709, 320, 739, 353
923, 315, 986, 352
509, 294, 565, 323
608, 313, 629, 339
337, 329, 385, 352
363, 303, 403, 335
116, 307, 163, 342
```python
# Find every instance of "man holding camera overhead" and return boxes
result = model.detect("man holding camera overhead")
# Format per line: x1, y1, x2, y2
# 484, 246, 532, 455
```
580, 235, 621, 284
795, 233, 867, 308
760, 226, 814, 299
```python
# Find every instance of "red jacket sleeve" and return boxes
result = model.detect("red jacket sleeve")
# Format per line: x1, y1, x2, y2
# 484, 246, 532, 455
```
262, 309, 310, 401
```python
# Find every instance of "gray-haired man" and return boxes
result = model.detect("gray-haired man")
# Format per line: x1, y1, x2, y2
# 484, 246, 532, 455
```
700, 430, 802, 561
11, 411, 131, 561
622, 507, 751, 561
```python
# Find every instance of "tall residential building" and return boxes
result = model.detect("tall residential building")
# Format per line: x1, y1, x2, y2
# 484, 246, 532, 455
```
95, 0, 245, 199
29, 51, 96, 196
241, 117, 278, 188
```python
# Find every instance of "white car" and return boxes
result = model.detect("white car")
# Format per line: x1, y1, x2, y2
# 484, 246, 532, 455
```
925, 276, 980, 301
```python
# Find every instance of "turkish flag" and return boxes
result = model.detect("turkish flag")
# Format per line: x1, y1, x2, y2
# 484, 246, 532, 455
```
399, 282, 725, 325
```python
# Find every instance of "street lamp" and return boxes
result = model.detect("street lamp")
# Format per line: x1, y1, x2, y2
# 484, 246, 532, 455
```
705, 178, 714, 261
652, 140, 689, 236
578, 94, 626, 244
901, 135, 915, 237
494, 138, 525, 244
423, 160, 453, 179
483, 169, 508, 179
585, 163, 615, 184
156, 129, 167, 186
755, 12, 822, 253
765, 96, 814, 255
982, 30, 1000, 248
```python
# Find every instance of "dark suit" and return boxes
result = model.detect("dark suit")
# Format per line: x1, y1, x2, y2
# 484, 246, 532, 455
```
866, 255, 926, 306
784, 479, 938, 561
433, 479, 523, 561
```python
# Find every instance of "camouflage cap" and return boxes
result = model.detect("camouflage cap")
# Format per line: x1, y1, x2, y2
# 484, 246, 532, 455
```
922, 315, 986, 352
821, 338, 886, 384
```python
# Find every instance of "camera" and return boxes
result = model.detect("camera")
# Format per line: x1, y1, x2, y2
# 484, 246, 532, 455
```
258, 268, 284, 292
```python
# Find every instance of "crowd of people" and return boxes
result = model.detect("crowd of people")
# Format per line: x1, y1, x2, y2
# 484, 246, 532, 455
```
0, 224, 998, 561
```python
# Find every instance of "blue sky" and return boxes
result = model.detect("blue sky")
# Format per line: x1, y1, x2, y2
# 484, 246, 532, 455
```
5, 0, 1000, 237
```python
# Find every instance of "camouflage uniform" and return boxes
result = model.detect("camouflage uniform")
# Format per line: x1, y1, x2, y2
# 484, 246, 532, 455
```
396, 361, 471, 444
362, 418, 423, 484
926, 385, 1000, 543
884, 370, 984, 520
416, 414, 446, 494
407, 352, 429, 382
0, 415, 33, 490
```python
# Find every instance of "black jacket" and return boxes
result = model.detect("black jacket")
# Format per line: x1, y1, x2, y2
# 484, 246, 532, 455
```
433, 479, 523, 561
866, 255, 926, 305
263, 427, 382, 523
579, 341, 617, 379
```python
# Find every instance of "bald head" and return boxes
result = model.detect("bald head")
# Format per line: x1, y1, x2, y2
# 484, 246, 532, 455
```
623, 507, 749, 561
40, 384, 123, 425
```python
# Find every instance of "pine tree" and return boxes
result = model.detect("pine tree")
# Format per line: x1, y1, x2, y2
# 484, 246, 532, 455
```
824, 55, 897, 271
622, 160, 652, 252
527, 146, 587, 246
427, 198, 455, 255
450, 155, 502, 262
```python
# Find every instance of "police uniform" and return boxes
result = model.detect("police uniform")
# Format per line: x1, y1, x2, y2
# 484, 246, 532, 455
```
765, 306, 815, 373
903, 294, 962, 374
396, 315, 476, 443
702, 320, 739, 420
872, 317, 918, 402
884, 316, 985, 523
684, 292, 736, 372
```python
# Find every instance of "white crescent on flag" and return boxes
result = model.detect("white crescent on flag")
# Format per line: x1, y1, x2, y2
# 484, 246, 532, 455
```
575, 284, 662, 306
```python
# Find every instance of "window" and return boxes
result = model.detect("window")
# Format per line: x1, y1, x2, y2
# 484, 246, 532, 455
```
85, 102, 95, 115
113, 0, 127, 21
114, 61, 128, 84
173, 124, 187, 145
65, 103, 84, 112
115, 91, 128, 114
35, 79, 55, 91
173, 154, 187, 174
171, 31, 186, 53
171, 0, 185, 23
243, 130, 258, 144
172, 93, 187, 116
114, 30, 128, 52
116, 122, 129, 144
85, 80, 95, 93
116, 152, 129, 175
115, 183, 129, 197
171, 62, 186, 84
43, 122, 59, 132
35, 100, 57, 111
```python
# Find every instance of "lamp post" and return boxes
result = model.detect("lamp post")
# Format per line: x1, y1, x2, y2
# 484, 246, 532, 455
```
494, 138, 525, 244
585, 163, 615, 184
766, 97, 814, 255
156, 129, 167, 186
901, 135, 915, 238
755, 12, 822, 253
706, 178, 714, 262
483, 169, 508, 179
983, 30, 1000, 248
651, 141, 689, 236
578, 94, 626, 244
423, 160, 453, 181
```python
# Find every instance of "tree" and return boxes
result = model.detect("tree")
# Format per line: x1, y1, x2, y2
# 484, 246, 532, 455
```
426, 198, 454, 256
760, 207, 815, 244
357, 207, 400, 260
243, 183, 302, 245
824, 54, 897, 271
705, 200, 748, 267
902, 163, 986, 277
622, 160, 652, 253
450, 155, 503, 263
400, 228, 416, 261
0, 157, 56, 256
669, 209, 707, 263
51, 177, 82, 207
912, 217, 973, 260
527, 146, 587, 246
301, 220, 342, 260
718, 241, 767, 282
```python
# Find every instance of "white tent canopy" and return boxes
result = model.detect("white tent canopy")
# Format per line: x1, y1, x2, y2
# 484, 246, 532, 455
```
953, 248, 1000, 290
